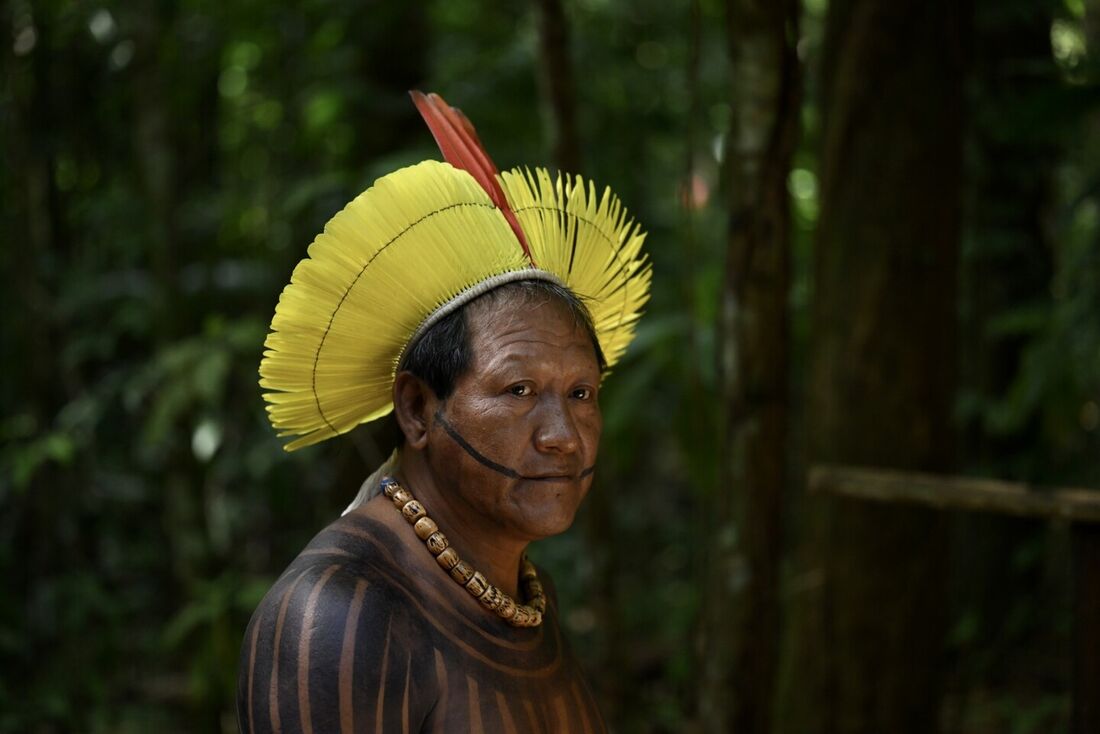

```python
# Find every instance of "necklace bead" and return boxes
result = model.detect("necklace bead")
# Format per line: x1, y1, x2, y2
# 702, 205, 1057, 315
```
401, 500, 427, 523
425, 532, 448, 555
413, 516, 438, 540
381, 476, 545, 627
449, 559, 475, 585
435, 546, 460, 570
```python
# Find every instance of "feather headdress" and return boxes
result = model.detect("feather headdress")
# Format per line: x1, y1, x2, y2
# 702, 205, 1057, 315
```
260, 92, 651, 450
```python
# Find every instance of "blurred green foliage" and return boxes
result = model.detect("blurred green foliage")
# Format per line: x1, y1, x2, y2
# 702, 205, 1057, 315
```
2, 0, 1098, 732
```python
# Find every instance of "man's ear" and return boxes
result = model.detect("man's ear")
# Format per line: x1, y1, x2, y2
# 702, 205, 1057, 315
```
393, 371, 437, 450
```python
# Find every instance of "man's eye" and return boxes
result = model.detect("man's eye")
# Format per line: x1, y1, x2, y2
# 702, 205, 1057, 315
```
509, 384, 531, 397
572, 387, 593, 400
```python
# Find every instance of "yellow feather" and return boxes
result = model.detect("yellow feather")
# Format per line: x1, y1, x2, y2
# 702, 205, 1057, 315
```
499, 167, 652, 368
260, 160, 651, 451
259, 160, 529, 450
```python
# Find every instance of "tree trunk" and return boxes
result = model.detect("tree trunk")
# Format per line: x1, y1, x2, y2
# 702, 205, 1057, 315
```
535, 0, 582, 174
779, 1, 967, 732
698, 0, 800, 731
132, 7, 180, 343
1071, 2, 1100, 730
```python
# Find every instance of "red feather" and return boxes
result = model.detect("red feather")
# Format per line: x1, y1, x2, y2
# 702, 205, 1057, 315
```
410, 90, 535, 264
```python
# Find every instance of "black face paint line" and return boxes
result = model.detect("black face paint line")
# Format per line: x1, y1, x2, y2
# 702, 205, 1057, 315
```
433, 410, 595, 482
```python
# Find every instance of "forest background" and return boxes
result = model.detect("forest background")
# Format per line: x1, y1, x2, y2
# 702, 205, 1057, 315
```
3, 0, 1100, 732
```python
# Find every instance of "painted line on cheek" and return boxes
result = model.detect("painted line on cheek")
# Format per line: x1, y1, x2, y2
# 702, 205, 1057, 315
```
432, 410, 596, 482
434, 410, 521, 479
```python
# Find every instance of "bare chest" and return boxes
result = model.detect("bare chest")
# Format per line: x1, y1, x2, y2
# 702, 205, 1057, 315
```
419, 631, 605, 734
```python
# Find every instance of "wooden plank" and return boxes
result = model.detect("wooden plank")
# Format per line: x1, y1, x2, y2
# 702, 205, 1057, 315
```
809, 465, 1100, 523
1073, 524, 1100, 734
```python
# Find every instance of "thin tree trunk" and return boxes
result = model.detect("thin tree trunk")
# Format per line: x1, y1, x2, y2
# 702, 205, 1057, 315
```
699, 0, 800, 731
132, 8, 179, 343
779, 0, 968, 732
947, 1, 1058, 725
6, 11, 68, 701
535, 0, 582, 173
682, 0, 712, 638
1071, 2, 1100, 731
1086, 0, 1100, 47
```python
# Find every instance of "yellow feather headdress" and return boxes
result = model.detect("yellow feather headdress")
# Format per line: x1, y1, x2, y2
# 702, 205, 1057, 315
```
260, 92, 651, 451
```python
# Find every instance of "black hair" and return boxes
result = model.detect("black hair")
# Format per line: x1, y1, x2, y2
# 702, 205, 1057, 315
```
399, 279, 607, 400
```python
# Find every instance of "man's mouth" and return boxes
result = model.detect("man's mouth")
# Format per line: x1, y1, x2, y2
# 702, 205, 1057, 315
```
522, 467, 596, 482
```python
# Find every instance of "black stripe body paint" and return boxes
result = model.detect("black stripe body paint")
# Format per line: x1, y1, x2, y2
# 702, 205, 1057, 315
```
433, 410, 595, 481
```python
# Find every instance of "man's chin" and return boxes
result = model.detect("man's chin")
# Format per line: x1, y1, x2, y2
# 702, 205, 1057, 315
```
517, 512, 579, 540
510, 480, 586, 538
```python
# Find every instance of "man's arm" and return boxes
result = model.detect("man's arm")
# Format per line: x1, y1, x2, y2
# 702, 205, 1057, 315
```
237, 561, 433, 734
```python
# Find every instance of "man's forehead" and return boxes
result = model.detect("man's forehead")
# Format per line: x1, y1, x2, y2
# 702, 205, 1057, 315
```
467, 291, 582, 340
464, 296, 598, 367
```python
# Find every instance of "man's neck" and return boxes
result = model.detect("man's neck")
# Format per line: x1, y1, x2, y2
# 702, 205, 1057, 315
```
396, 453, 527, 599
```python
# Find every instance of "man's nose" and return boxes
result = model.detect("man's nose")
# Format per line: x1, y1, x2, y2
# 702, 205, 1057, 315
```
534, 397, 580, 454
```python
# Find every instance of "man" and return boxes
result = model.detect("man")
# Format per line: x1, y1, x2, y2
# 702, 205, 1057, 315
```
238, 92, 650, 733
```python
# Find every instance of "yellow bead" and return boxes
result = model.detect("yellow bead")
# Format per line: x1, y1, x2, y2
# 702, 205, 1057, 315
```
391, 488, 412, 507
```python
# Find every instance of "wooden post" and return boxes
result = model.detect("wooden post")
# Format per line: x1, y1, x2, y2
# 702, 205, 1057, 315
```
810, 464, 1100, 726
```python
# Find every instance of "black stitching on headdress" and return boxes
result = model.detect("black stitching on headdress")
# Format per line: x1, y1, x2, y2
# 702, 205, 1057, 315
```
511, 202, 644, 351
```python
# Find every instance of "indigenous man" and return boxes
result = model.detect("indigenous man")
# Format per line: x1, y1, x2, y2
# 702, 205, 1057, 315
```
237, 92, 650, 733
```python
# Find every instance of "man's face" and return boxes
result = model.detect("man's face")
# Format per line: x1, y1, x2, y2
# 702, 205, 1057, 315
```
425, 295, 602, 542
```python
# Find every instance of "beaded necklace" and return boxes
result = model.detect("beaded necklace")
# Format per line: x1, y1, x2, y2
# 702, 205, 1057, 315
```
381, 476, 546, 627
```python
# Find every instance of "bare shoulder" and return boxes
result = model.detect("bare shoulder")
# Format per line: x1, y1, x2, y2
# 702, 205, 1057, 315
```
236, 513, 437, 733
